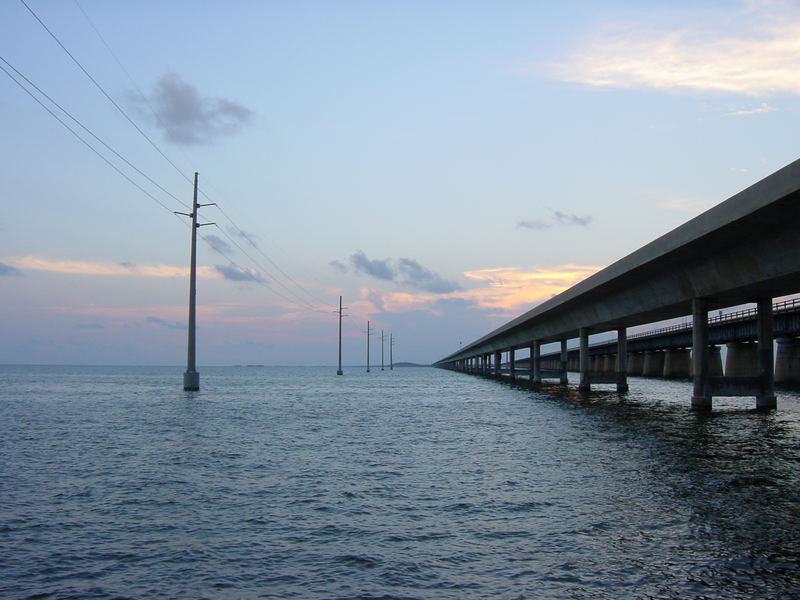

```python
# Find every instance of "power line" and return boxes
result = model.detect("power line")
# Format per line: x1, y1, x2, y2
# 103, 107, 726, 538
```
69, 0, 331, 311
213, 202, 333, 307
210, 225, 330, 313
71, 0, 198, 179
18, 0, 335, 316
0, 55, 189, 211
0, 60, 180, 217
19, 0, 191, 185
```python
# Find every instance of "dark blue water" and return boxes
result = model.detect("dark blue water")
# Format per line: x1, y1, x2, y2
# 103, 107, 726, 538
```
2, 365, 799, 599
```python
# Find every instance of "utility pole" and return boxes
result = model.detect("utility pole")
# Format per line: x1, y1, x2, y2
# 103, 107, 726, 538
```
366, 320, 374, 372
381, 330, 385, 371
390, 333, 394, 370
337, 296, 345, 375
175, 172, 215, 391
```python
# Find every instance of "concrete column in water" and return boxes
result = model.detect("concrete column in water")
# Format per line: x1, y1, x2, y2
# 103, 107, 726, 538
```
560, 340, 568, 385
642, 350, 665, 377
692, 297, 711, 411
663, 348, 691, 378
532, 340, 541, 384
725, 341, 758, 376
627, 352, 643, 376
507, 347, 515, 379
709, 345, 724, 376
617, 328, 628, 392
757, 298, 777, 410
776, 337, 800, 384
494, 350, 501, 377
579, 328, 590, 391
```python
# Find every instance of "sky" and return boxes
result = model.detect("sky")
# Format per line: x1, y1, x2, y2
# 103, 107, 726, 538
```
1, 0, 799, 366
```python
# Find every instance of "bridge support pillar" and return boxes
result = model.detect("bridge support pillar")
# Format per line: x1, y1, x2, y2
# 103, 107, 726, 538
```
692, 297, 712, 410
757, 298, 777, 410
493, 350, 501, 378
642, 350, 665, 377
627, 352, 643, 376
509, 347, 516, 380
710, 345, 723, 376
560, 340, 568, 385
663, 348, 691, 378
579, 328, 590, 391
617, 328, 628, 392
726, 341, 757, 376
776, 337, 800, 384
532, 340, 541, 383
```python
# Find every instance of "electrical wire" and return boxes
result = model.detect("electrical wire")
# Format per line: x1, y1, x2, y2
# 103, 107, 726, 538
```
70, 0, 333, 312
19, 0, 337, 315
211, 225, 331, 313
19, 0, 192, 186
0, 60, 180, 217
0, 55, 190, 211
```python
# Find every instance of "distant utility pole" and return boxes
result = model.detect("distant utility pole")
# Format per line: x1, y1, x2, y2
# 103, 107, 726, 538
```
390, 333, 394, 370
336, 296, 346, 376
366, 320, 374, 373
175, 172, 215, 391
381, 330, 385, 371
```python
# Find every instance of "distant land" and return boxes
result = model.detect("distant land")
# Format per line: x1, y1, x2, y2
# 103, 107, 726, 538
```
392, 362, 429, 368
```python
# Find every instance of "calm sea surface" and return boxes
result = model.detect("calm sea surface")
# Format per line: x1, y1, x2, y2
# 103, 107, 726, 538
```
2, 365, 800, 599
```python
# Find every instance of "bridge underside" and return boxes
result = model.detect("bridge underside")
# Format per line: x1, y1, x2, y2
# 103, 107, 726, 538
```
435, 159, 800, 410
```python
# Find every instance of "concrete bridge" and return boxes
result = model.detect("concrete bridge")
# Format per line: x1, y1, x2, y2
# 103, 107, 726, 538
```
434, 158, 800, 410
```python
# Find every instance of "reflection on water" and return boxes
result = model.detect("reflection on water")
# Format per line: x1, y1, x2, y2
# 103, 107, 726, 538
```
1, 365, 798, 599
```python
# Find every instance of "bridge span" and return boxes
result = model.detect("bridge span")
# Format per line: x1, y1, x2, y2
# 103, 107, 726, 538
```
434, 158, 800, 410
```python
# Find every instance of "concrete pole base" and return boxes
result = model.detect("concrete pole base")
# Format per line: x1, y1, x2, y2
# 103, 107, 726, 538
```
336, 370, 343, 375
183, 370, 200, 391
756, 395, 777, 410
616, 384, 629, 393
691, 395, 712, 411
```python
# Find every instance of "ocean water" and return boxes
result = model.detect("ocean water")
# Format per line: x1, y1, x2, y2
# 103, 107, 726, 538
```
1, 365, 799, 600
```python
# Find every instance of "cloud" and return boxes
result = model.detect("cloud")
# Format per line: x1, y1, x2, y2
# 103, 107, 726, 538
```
145, 316, 185, 330
396, 258, 461, 294
345, 251, 461, 294
517, 209, 593, 230
329, 259, 348, 273
657, 195, 715, 212
726, 102, 778, 116
135, 72, 253, 145
204, 235, 233, 255
0, 262, 23, 276
350, 250, 395, 281
552, 210, 593, 227
538, 5, 800, 97
214, 264, 264, 283
226, 224, 259, 249
76, 323, 104, 330
2, 256, 220, 278
516, 219, 550, 231
461, 265, 601, 311
361, 264, 603, 319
